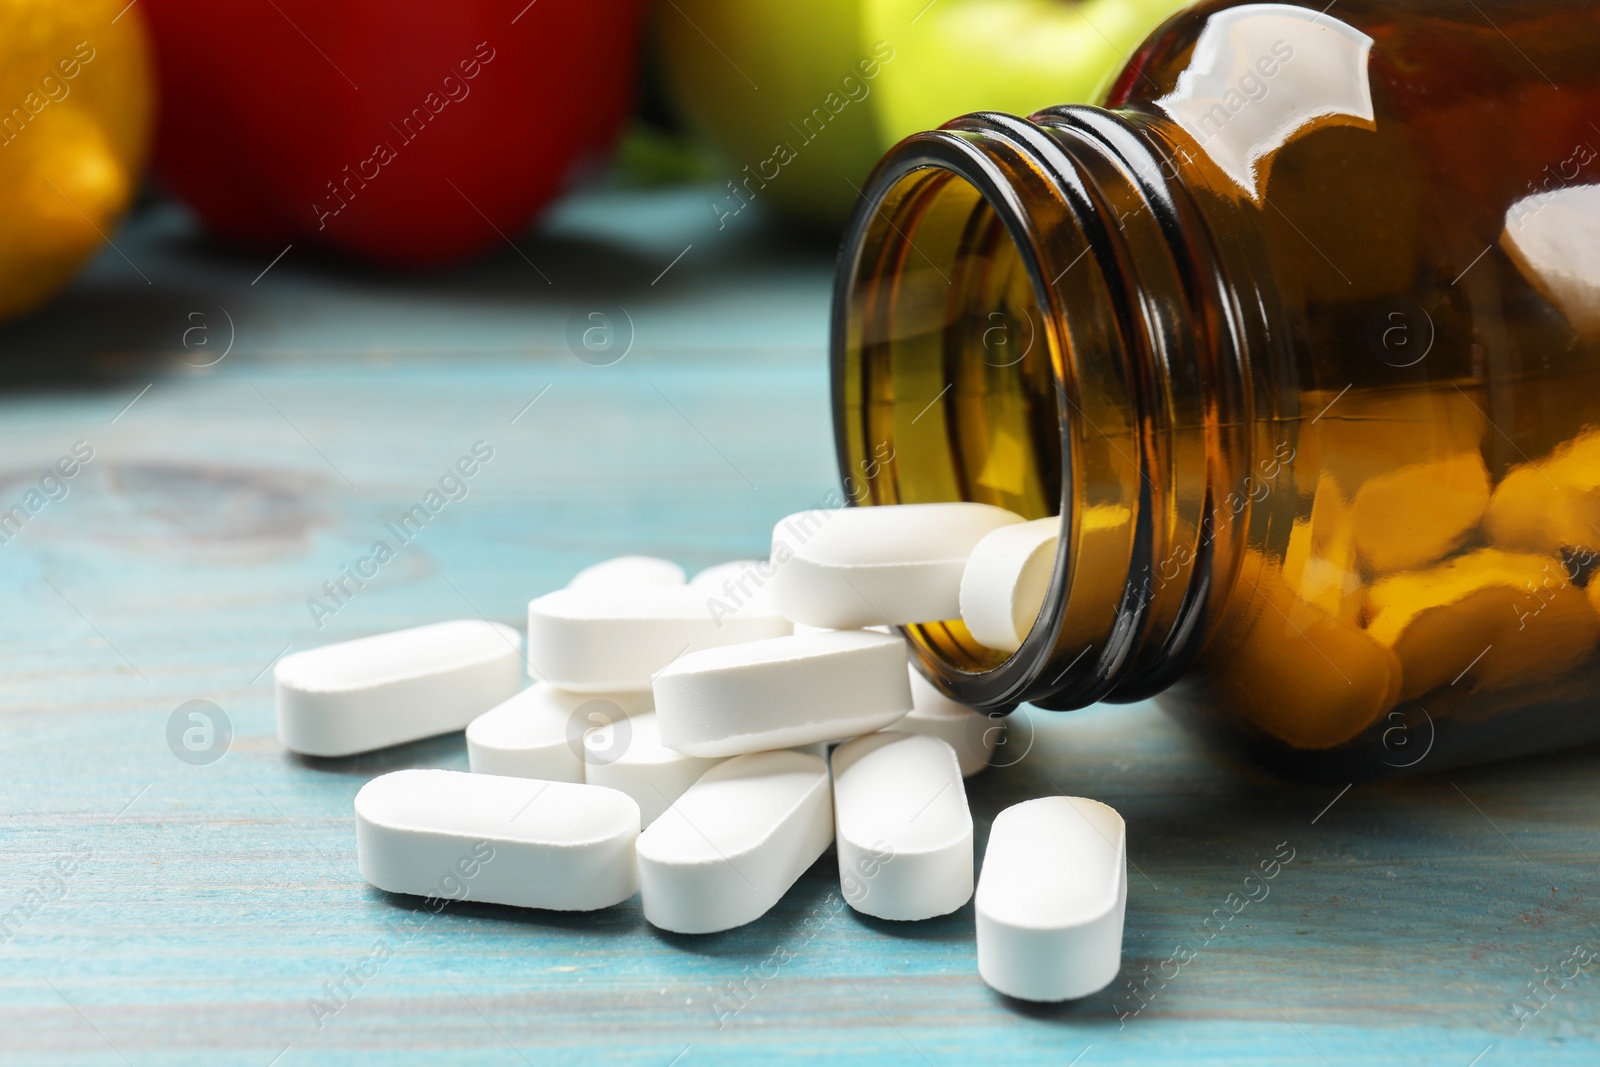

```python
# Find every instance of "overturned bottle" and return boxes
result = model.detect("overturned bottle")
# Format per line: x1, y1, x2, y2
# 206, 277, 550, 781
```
831, 0, 1600, 778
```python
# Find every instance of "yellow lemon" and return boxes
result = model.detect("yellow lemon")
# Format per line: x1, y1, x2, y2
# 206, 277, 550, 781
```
0, 0, 153, 320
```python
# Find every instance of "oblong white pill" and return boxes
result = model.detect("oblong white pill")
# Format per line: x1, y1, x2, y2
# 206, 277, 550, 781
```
653, 630, 913, 757
769, 503, 1025, 628
582, 712, 723, 827
276, 620, 522, 757
466, 684, 653, 781
526, 585, 791, 691
568, 555, 686, 591
959, 516, 1059, 653
690, 559, 778, 612
831, 732, 973, 920
976, 796, 1127, 1001
355, 769, 640, 911
637, 751, 832, 933
893, 666, 1002, 777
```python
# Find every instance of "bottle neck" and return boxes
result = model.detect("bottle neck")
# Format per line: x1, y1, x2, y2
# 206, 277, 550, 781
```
832, 105, 1271, 711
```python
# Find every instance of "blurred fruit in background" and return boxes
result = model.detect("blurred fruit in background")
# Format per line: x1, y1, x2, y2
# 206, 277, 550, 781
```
866, 0, 1192, 145
655, 1, 889, 229
656, 0, 1193, 229
143, 0, 646, 267
0, 0, 153, 321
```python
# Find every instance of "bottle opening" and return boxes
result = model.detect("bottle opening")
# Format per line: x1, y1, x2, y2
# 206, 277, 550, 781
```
835, 154, 1072, 693
833, 111, 1225, 713
832, 123, 1115, 711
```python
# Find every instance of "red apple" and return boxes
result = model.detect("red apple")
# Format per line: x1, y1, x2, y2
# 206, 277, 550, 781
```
144, 0, 646, 266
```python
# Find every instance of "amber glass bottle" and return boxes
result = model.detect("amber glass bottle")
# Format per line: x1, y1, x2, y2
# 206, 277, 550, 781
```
832, 0, 1600, 778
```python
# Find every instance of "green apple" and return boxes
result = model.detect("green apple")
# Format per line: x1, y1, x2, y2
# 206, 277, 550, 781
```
656, 0, 1192, 229
865, 0, 1190, 144
655, 0, 887, 228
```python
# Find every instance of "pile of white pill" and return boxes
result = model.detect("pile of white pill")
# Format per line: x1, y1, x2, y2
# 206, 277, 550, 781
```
275, 503, 1127, 1002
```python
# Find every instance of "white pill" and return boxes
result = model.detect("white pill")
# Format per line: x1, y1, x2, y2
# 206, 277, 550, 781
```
892, 666, 1002, 777
637, 751, 832, 933
355, 769, 639, 911
792, 621, 891, 638
653, 630, 913, 757
466, 684, 652, 782
976, 796, 1127, 1001
526, 585, 791, 691
275, 620, 522, 757
568, 555, 686, 591
690, 559, 778, 610
582, 712, 723, 827
769, 503, 1025, 629
959, 517, 1059, 653
831, 732, 973, 920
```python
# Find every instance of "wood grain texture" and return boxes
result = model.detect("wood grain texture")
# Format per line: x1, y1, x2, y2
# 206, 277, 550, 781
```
2, 187, 1599, 1066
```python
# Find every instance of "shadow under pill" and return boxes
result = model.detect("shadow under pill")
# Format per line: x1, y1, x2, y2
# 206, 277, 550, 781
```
289, 732, 470, 777
367, 886, 649, 936
992, 985, 1125, 1025
643, 901, 842, 959
646, 925, 771, 958
844, 904, 974, 941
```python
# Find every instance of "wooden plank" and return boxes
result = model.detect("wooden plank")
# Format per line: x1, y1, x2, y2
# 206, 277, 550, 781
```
0, 189, 1597, 1065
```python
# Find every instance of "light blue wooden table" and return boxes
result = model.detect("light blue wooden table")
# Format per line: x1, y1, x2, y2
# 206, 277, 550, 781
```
2, 182, 1598, 1066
